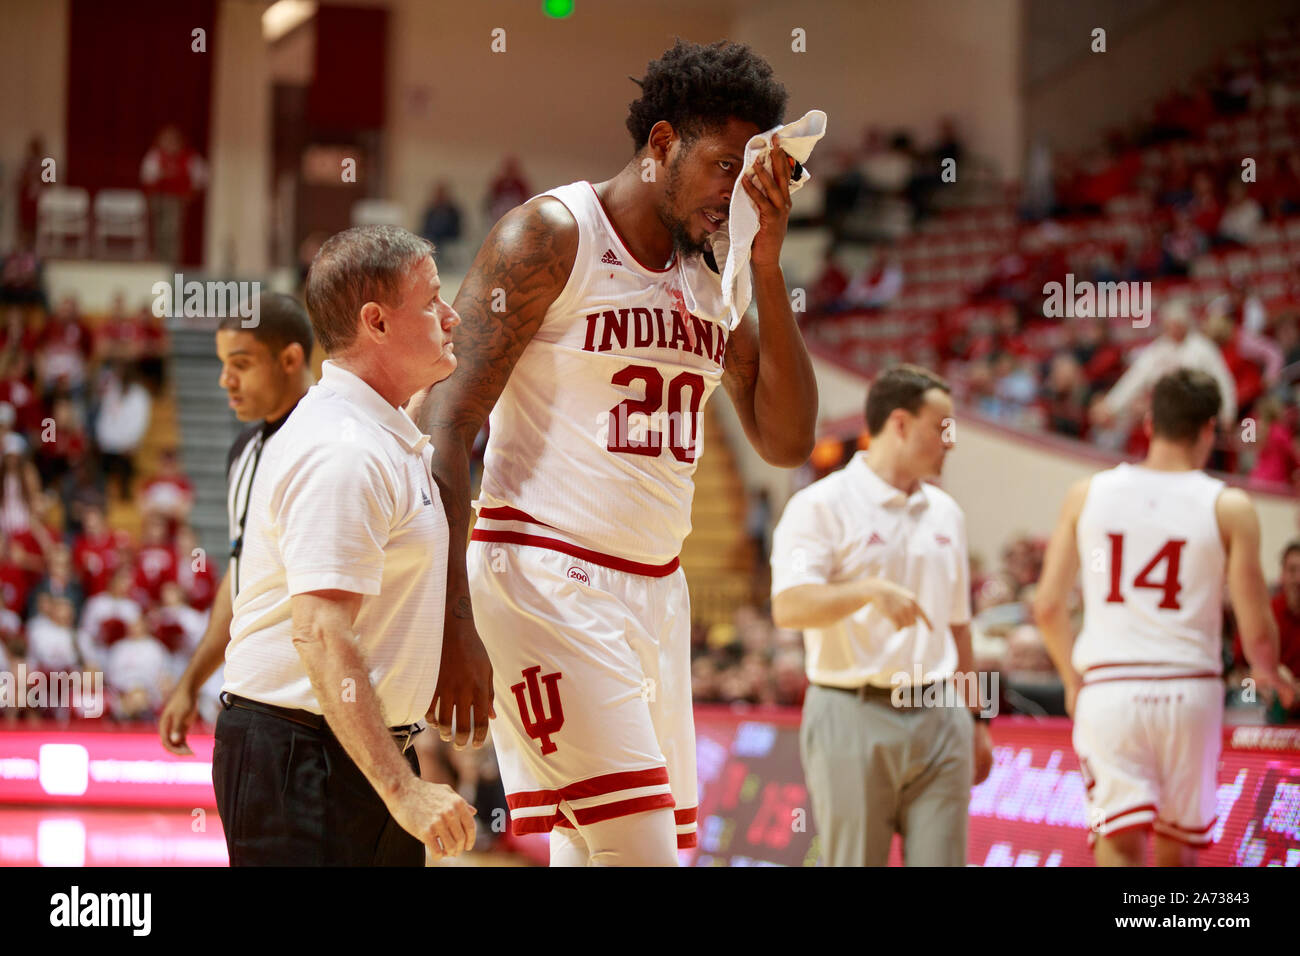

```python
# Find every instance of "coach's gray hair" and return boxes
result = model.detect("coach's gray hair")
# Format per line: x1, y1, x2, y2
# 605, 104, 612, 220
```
304, 225, 434, 354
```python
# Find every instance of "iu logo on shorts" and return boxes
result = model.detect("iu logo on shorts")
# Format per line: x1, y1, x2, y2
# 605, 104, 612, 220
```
511, 665, 564, 756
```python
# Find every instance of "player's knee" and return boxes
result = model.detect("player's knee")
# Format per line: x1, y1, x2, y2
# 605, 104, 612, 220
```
582, 808, 679, 867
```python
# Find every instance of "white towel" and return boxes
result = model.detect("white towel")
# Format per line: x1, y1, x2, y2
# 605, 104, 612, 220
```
709, 109, 828, 329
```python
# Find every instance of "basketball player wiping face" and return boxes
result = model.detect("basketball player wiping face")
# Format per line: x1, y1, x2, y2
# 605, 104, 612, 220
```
410, 40, 818, 865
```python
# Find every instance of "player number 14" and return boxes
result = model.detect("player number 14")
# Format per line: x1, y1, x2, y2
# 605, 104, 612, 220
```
1105, 533, 1186, 610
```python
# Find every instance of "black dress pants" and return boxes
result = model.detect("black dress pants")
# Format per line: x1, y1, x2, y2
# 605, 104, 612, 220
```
212, 700, 424, 866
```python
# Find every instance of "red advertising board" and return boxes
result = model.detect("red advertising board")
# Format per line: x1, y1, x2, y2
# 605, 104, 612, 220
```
1, 716, 1296, 867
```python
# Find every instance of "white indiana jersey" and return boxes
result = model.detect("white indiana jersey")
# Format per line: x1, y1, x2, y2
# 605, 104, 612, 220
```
1073, 462, 1227, 678
476, 181, 732, 566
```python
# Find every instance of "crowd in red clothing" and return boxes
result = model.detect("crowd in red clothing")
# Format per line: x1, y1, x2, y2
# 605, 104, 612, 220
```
0, 290, 214, 724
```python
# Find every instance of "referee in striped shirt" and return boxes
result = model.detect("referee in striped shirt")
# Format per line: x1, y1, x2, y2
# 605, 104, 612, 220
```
159, 293, 315, 754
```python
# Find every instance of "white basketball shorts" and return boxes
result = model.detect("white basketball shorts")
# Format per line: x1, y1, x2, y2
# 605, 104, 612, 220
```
467, 537, 698, 849
1073, 675, 1223, 848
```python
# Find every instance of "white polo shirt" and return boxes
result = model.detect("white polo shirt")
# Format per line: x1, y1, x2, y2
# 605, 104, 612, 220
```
223, 360, 449, 727
771, 452, 971, 689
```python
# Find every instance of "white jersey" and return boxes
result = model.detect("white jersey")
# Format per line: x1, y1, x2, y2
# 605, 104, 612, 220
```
1073, 463, 1226, 678
475, 181, 732, 568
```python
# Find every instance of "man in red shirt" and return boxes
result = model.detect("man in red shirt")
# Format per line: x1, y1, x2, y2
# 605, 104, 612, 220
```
1233, 541, 1300, 719
139, 125, 208, 265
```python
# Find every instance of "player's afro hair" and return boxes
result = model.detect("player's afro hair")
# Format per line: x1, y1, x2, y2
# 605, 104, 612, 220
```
626, 39, 788, 152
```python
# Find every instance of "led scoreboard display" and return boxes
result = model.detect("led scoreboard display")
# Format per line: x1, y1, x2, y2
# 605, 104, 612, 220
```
685, 708, 1300, 867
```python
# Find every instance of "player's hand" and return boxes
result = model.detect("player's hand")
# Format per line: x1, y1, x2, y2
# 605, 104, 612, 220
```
429, 613, 496, 750
159, 683, 198, 756
1257, 664, 1297, 711
741, 133, 794, 271
972, 719, 993, 786
1088, 398, 1116, 429
862, 579, 932, 631
389, 777, 477, 860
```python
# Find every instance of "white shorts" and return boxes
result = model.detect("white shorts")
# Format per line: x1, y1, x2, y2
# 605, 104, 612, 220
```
1073, 676, 1223, 847
467, 538, 698, 849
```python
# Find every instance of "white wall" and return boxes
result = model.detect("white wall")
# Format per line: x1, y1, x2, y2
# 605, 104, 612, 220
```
384, 0, 733, 244
731, 0, 1024, 178
0, 0, 68, 250
1025, 0, 1300, 155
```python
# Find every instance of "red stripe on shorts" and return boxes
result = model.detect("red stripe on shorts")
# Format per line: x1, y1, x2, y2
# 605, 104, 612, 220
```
470, 528, 680, 577
570, 793, 677, 826
561, 767, 671, 800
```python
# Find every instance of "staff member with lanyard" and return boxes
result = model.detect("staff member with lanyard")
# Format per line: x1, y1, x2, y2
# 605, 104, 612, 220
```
771, 365, 993, 866
159, 293, 315, 754
214, 225, 476, 865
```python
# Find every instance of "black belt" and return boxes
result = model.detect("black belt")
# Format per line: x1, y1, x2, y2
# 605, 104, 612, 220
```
220, 692, 424, 752
813, 681, 937, 706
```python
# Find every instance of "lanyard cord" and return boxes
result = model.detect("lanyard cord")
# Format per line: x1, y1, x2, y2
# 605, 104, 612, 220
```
230, 431, 266, 598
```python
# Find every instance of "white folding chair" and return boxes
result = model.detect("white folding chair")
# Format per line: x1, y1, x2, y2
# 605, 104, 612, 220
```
93, 189, 149, 259
350, 199, 405, 227
35, 186, 90, 258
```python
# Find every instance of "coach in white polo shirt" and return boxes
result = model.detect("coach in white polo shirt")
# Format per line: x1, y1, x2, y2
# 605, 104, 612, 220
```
772, 365, 992, 866
214, 224, 476, 866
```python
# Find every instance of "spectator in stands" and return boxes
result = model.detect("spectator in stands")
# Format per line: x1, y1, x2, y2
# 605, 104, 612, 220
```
36, 296, 93, 403
32, 393, 89, 495
105, 615, 172, 721
1206, 312, 1264, 416
16, 136, 46, 251
0, 593, 22, 661
843, 251, 904, 310
151, 580, 208, 657
133, 511, 178, 606
1158, 146, 1196, 208
27, 593, 80, 673
861, 131, 914, 198
1271, 152, 1300, 218
419, 182, 463, 248
139, 448, 194, 527
806, 249, 850, 315
0, 353, 47, 438
485, 156, 532, 224
1185, 171, 1222, 236
140, 305, 169, 393
1125, 222, 1167, 281
0, 436, 49, 550
78, 566, 143, 671
1229, 541, 1300, 721
822, 148, 866, 244
172, 524, 216, 611
1248, 397, 1300, 488
93, 361, 152, 501
1042, 353, 1091, 439
1161, 207, 1208, 276
0, 248, 46, 308
1071, 320, 1125, 396
93, 292, 149, 367
71, 504, 125, 596
27, 544, 83, 620
0, 536, 36, 617
140, 124, 208, 264
1091, 299, 1238, 438
1217, 179, 1264, 246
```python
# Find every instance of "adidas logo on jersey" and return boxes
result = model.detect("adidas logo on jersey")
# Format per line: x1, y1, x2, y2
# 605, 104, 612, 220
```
420, 489, 432, 506
600, 248, 623, 266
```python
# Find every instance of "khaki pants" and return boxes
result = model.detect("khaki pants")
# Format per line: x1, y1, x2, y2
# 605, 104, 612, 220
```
801, 683, 973, 866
